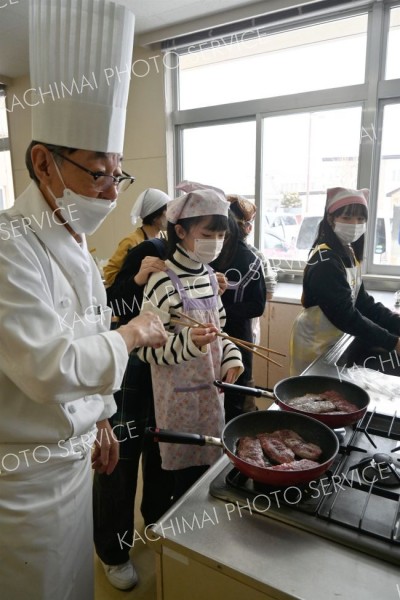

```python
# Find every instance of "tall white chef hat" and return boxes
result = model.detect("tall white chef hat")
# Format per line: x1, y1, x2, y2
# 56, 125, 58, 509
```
29, 0, 135, 154
130, 188, 171, 228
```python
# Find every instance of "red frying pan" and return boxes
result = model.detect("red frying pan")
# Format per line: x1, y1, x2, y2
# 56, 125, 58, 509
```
214, 375, 370, 427
147, 410, 339, 486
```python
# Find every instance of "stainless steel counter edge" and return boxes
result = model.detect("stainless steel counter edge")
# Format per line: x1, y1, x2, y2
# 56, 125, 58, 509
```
149, 454, 399, 600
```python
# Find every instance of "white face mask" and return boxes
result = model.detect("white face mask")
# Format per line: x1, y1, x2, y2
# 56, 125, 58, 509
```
186, 238, 224, 264
334, 222, 366, 245
49, 159, 116, 235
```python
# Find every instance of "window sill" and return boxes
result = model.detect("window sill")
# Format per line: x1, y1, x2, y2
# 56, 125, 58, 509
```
272, 280, 399, 311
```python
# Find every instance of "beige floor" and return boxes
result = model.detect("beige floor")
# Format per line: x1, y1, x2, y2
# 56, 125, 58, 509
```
95, 472, 157, 600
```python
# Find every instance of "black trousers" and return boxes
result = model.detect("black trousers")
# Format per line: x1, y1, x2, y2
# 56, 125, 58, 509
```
93, 353, 174, 565
224, 345, 254, 423
171, 465, 209, 502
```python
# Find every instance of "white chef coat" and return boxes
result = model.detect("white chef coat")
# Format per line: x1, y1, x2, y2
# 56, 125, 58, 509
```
0, 182, 129, 599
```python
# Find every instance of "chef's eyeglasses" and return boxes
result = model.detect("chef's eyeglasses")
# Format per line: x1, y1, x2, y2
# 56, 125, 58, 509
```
51, 150, 135, 193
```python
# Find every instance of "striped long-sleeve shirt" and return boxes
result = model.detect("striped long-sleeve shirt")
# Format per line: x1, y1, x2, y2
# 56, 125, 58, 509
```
138, 244, 243, 378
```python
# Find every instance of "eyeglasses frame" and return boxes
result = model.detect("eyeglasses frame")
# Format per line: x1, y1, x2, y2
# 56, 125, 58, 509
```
50, 149, 135, 192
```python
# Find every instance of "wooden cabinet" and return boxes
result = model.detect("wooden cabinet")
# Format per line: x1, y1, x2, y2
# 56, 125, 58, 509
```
156, 547, 283, 600
252, 301, 302, 394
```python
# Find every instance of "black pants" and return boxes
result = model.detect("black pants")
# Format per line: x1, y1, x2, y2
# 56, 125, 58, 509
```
224, 346, 254, 423
93, 353, 174, 565
171, 465, 209, 502
93, 450, 173, 565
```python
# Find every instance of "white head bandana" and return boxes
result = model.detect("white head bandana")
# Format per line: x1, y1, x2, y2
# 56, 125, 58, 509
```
326, 187, 369, 215
167, 182, 229, 224
130, 188, 170, 228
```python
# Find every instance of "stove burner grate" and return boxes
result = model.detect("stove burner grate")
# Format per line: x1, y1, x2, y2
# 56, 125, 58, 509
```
210, 410, 400, 566
353, 452, 400, 487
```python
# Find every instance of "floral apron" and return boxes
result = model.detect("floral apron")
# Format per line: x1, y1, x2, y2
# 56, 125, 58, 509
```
290, 244, 362, 375
151, 265, 224, 470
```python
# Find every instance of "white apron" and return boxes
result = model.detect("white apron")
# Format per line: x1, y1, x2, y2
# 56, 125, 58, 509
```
0, 444, 93, 600
290, 244, 362, 375
0, 184, 128, 600
151, 266, 224, 470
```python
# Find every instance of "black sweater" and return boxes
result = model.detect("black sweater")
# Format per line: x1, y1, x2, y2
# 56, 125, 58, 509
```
106, 239, 167, 325
302, 246, 400, 351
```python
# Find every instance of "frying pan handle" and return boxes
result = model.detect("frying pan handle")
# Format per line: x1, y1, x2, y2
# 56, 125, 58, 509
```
145, 427, 222, 447
213, 379, 275, 399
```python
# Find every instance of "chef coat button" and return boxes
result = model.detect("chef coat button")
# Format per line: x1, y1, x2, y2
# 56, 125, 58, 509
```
60, 297, 72, 308
68, 405, 77, 414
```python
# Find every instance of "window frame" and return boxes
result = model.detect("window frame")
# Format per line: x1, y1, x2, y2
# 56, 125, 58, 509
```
0, 84, 15, 210
165, 0, 400, 285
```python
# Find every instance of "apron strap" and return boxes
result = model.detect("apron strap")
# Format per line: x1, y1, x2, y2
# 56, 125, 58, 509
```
165, 265, 218, 312
228, 256, 261, 302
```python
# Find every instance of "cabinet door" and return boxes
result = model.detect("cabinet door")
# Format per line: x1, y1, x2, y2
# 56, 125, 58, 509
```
160, 550, 282, 600
252, 302, 302, 393
268, 302, 302, 387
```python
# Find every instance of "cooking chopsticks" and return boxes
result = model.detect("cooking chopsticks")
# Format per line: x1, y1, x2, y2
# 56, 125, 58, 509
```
170, 313, 284, 368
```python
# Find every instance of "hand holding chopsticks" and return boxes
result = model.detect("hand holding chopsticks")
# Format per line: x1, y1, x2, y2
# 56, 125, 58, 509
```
170, 313, 285, 368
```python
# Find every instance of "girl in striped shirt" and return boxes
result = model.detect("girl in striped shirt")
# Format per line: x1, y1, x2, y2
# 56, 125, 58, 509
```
138, 187, 243, 499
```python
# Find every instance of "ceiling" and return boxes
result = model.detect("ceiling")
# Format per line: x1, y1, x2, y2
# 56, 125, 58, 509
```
0, 0, 274, 80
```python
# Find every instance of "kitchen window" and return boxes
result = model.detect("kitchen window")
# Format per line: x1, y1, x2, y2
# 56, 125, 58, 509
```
181, 121, 256, 198
179, 15, 368, 110
261, 106, 362, 266
165, 0, 400, 283
0, 87, 15, 210
372, 103, 400, 267
385, 5, 400, 80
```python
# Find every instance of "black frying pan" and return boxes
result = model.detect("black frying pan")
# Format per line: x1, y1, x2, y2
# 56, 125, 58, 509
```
147, 410, 339, 486
214, 375, 370, 427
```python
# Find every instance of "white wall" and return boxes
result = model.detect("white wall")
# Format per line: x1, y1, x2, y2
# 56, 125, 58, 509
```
6, 44, 168, 262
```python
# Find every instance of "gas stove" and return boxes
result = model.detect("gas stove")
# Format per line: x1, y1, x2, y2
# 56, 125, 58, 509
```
210, 410, 400, 567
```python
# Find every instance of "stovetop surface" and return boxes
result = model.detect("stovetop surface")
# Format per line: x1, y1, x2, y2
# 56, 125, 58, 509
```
209, 411, 400, 567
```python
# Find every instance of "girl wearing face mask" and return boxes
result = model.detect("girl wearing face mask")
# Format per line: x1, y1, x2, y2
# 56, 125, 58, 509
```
211, 199, 267, 422
137, 187, 243, 500
290, 187, 400, 375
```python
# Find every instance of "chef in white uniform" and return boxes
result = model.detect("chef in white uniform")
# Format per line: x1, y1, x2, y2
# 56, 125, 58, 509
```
0, 1, 167, 599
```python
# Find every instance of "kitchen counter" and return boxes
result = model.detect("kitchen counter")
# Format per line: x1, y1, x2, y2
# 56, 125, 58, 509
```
148, 311, 400, 600
304, 334, 400, 414
272, 282, 399, 310
149, 454, 399, 600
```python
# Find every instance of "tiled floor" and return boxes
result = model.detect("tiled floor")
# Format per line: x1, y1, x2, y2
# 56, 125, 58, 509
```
95, 474, 157, 600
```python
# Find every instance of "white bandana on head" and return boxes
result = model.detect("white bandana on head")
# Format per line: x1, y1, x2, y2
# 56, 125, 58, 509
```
167, 182, 229, 224
130, 188, 170, 228
326, 187, 369, 215
167, 189, 229, 224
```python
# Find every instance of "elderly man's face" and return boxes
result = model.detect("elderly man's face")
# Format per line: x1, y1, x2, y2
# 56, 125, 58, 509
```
47, 150, 123, 201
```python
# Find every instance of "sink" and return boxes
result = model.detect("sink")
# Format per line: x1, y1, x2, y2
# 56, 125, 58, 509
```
335, 337, 400, 377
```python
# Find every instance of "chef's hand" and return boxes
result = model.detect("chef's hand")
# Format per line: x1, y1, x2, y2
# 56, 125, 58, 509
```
134, 256, 166, 286
190, 323, 218, 348
118, 312, 168, 353
215, 272, 228, 295
223, 366, 242, 384
92, 419, 119, 475
395, 338, 400, 354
